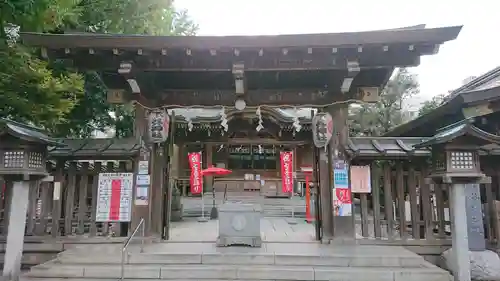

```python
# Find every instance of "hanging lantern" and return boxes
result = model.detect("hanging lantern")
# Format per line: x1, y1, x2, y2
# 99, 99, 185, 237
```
148, 109, 169, 143
312, 112, 333, 148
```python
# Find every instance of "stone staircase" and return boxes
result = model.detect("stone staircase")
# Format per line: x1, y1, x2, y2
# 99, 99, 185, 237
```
21, 242, 453, 281
183, 194, 308, 218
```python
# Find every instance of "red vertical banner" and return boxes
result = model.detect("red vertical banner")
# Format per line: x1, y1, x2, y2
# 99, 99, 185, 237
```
109, 179, 122, 221
188, 152, 203, 195
280, 151, 294, 193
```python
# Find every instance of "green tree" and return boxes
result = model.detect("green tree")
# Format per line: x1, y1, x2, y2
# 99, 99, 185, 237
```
349, 68, 420, 136
54, 0, 198, 137
0, 0, 197, 136
418, 94, 445, 117
0, 0, 84, 129
64, 0, 197, 35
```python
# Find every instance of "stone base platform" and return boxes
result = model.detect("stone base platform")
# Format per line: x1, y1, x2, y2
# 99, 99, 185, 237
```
21, 242, 452, 281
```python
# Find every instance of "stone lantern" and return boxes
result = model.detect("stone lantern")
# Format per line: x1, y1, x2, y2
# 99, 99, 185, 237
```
0, 118, 60, 280
415, 118, 500, 281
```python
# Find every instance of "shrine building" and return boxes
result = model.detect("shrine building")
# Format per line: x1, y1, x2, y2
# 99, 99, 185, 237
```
20, 25, 462, 240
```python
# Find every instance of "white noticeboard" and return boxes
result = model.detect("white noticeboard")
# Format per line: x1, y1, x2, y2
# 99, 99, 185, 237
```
138, 161, 149, 175
96, 173, 133, 222
136, 175, 151, 186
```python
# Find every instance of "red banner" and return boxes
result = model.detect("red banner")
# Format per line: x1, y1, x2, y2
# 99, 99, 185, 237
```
280, 151, 294, 193
188, 152, 203, 195
109, 179, 122, 221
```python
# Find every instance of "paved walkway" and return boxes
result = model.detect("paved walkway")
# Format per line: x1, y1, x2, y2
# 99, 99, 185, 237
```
169, 216, 399, 242
170, 218, 316, 242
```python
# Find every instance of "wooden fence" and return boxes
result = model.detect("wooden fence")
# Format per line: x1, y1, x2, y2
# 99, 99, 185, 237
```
0, 159, 498, 250
355, 160, 500, 249
0, 160, 132, 238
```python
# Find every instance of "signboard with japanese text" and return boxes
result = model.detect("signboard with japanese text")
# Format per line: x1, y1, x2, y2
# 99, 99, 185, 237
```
280, 151, 294, 193
188, 152, 203, 195
96, 173, 133, 222
135, 174, 150, 206
332, 160, 352, 216
138, 161, 149, 175
350, 165, 371, 193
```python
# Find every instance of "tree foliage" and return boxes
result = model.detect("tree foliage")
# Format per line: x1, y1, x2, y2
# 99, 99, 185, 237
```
418, 94, 445, 117
0, 0, 85, 129
349, 68, 420, 136
0, 45, 83, 129
54, 0, 198, 138
0, 0, 198, 137
63, 0, 197, 35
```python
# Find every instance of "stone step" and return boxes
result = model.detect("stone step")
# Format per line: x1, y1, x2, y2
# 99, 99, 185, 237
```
24, 263, 452, 281
182, 210, 307, 218
22, 279, 271, 281
56, 251, 426, 268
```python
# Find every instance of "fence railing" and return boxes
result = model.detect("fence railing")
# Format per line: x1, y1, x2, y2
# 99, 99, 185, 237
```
121, 218, 145, 281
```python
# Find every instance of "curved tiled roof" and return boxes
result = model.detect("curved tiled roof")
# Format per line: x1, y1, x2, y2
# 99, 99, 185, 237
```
0, 118, 61, 145
385, 66, 500, 137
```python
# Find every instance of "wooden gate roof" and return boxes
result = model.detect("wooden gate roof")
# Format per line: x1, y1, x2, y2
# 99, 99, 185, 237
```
43, 135, 500, 161
21, 26, 461, 50
346, 137, 429, 158
347, 136, 500, 159
21, 25, 462, 108
48, 138, 142, 160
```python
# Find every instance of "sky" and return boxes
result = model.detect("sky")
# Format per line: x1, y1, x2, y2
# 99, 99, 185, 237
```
174, 0, 499, 109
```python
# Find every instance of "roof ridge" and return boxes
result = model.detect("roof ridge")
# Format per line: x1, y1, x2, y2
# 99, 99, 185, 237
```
0, 118, 46, 133
447, 66, 500, 99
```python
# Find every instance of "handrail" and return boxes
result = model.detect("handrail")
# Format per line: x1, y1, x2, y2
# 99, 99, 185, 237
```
120, 218, 145, 281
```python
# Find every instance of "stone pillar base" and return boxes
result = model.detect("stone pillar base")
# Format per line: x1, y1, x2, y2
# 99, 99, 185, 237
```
3, 181, 30, 280
334, 216, 356, 238
441, 249, 500, 281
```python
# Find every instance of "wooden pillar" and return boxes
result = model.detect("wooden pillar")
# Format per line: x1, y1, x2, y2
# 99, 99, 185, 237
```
130, 105, 152, 235
36, 181, 51, 235
89, 162, 102, 237
171, 144, 180, 179
51, 160, 65, 237
151, 144, 165, 235
64, 162, 78, 236
76, 163, 89, 235
328, 105, 355, 240
319, 147, 333, 241
205, 144, 214, 191
179, 145, 187, 197
25, 181, 39, 236
382, 163, 394, 239
371, 163, 382, 238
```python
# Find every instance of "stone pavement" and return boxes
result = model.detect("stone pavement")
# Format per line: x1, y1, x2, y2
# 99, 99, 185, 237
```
182, 194, 308, 218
